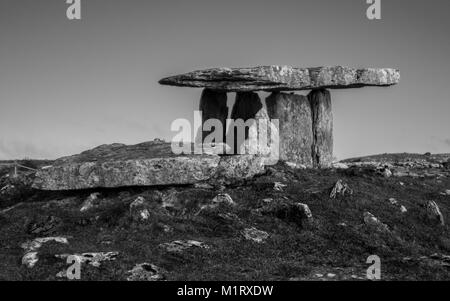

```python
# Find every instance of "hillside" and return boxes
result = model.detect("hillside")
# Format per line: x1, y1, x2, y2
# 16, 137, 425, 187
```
0, 155, 449, 281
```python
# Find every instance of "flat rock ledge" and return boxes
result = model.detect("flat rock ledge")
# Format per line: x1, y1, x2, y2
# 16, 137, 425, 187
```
32, 141, 266, 191
159, 66, 400, 92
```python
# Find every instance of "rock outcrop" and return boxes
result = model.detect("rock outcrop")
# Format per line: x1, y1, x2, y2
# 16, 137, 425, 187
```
126, 263, 166, 281
21, 237, 69, 268
159, 66, 400, 92
32, 141, 266, 191
33, 141, 219, 190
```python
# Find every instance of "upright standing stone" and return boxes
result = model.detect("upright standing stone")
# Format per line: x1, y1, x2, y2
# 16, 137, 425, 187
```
231, 92, 263, 121
308, 89, 333, 168
199, 89, 228, 144
266, 92, 314, 167
229, 92, 257, 154
228, 92, 272, 156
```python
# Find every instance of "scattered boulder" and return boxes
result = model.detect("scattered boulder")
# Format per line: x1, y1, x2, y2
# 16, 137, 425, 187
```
363, 212, 389, 232
126, 263, 166, 281
387, 198, 407, 214
382, 168, 393, 178
256, 201, 313, 227
332, 162, 349, 169
159, 240, 209, 253
26, 215, 62, 236
159, 66, 400, 92
440, 190, 450, 196
329, 180, 353, 199
399, 205, 408, 214
55, 252, 119, 268
388, 198, 398, 206
425, 201, 445, 226
21, 237, 69, 268
197, 193, 236, 215
212, 193, 235, 206
80, 193, 101, 212
22, 252, 39, 269
274, 182, 287, 191
242, 227, 269, 243
297, 203, 313, 220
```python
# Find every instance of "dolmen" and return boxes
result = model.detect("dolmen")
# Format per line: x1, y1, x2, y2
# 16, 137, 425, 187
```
33, 65, 399, 191
160, 65, 400, 168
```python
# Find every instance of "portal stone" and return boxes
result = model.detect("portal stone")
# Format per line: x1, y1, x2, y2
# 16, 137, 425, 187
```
228, 92, 273, 157
199, 89, 228, 144
31, 141, 268, 191
308, 89, 333, 168
266, 92, 314, 167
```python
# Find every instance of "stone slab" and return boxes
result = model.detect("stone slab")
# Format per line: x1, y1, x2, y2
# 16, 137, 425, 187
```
32, 141, 267, 191
159, 66, 400, 92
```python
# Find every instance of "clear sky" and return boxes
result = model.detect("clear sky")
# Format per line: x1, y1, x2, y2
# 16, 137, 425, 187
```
0, 0, 449, 160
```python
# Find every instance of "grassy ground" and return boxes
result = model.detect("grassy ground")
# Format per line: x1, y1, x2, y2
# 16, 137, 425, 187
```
0, 163, 449, 281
